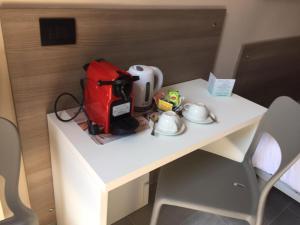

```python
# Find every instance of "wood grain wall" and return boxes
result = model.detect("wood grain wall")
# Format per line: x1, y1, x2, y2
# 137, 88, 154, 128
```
0, 8, 225, 225
235, 36, 300, 107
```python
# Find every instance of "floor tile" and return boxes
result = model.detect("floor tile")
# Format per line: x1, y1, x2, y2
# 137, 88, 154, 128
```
287, 200, 300, 218
129, 205, 250, 225
263, 188, 292, 225
115, 188, 299, 225
221, 216, 249, 225
128, 204, 196, 225
181, 212, 227, 225
269, 208, 300, 225
112, 217, 134, 225
158, 205, 196, 225
129, 204, 153, 225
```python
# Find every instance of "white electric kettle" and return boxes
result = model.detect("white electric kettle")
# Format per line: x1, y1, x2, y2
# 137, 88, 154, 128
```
128, 65, 164, 110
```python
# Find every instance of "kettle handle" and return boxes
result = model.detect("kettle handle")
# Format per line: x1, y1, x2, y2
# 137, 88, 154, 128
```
150, 66, 164, 94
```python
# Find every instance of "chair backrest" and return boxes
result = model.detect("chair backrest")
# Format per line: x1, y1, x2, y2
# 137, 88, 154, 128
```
0, 118, 23, 215
244, 96, 300, 225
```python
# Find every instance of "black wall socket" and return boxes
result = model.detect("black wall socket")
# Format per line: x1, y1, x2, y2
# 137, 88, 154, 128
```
39, 18, 76, 46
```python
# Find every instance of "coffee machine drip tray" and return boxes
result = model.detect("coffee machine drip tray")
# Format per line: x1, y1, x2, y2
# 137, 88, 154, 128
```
110, 117, 139, 135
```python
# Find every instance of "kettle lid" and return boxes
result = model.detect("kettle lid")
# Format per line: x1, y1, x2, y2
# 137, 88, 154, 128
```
129, 65, 153, 75
135, 65, 144, 71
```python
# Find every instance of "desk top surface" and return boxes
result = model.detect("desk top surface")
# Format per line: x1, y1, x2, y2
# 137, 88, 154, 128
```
48, 79, 266, 191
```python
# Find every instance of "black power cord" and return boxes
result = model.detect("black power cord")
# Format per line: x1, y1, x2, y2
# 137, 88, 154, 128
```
54, 92, 83, 122
54, 79, 102, 135
54, 79, 85, 122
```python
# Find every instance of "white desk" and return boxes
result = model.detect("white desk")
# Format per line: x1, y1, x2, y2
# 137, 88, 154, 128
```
47, 79, 266, 225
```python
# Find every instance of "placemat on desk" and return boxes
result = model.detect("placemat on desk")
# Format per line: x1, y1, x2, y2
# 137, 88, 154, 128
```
65, 108, 150, 145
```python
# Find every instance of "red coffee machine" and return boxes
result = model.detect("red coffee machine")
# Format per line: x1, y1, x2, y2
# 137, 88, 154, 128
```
84, 59, 139, 135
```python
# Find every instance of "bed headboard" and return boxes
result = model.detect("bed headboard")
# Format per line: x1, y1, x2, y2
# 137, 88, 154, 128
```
234, 36, 300, 107
0, 8, 225, 224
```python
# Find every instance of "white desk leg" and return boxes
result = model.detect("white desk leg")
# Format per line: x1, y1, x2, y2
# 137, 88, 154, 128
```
49, 120, 108, 225
49, 120, 149, 225
201, 122, 259, 162
100, 191, 108, 225
107, 174, 149, 225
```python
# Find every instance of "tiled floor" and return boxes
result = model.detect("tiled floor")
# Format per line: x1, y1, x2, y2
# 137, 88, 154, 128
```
113, 188, 300, 225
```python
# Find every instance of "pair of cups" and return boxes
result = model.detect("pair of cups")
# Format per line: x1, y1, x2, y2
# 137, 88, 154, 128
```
155, 102, 213, 134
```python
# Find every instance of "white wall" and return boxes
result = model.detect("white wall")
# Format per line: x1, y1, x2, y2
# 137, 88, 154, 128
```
214, 0, 300, 77
247, 1, 300, 43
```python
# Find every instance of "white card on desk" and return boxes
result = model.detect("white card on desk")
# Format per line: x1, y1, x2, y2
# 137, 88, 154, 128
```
208, 73, 236, 96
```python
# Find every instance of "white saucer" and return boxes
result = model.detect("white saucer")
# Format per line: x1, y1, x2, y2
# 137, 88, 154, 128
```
182, 111, 214, 124
155, 123, 186, 136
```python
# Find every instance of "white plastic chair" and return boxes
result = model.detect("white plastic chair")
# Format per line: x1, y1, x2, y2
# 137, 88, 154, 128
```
150, 96, 300, 225
0, 118, 38, 225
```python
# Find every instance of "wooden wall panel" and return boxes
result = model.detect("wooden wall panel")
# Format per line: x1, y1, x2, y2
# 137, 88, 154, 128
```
0, 8, 225, 225
235, 37, 300, 107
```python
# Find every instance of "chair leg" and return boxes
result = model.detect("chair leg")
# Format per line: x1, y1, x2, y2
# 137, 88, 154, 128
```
150, 201, 163, 225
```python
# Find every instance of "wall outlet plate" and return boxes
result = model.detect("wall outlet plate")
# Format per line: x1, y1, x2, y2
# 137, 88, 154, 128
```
39, 18, 76, 46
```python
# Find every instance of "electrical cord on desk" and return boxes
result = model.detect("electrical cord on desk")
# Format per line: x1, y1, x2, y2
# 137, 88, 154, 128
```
54, 78, 85, 122
54, 92, 83, 122
54, 79, 102, 135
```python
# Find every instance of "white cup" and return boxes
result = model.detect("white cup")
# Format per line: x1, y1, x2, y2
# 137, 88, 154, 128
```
183, 103, 209, 121
156, 111, 182, 134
